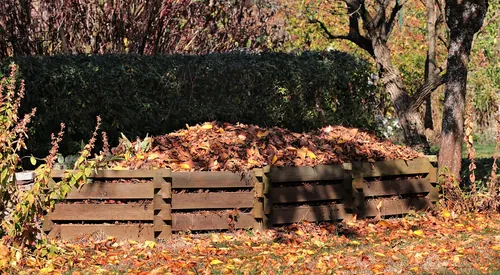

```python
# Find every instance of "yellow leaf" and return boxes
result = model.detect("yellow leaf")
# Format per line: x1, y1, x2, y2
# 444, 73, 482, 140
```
210, 259, 224, 265
413, 230, 424, 237
306, 149, 317, 159
349, 240, 361, 246
441, 209, 451, 218
40, 267, 54, 274
257, 131, 269, 138
373, 252, 385, 257
128, 240, 138, 245
410, 267, 419, 272
376, 201, 383, 210
144, 240, 156, 249
179, 163, 191, 170
271, 155, 278, 164
147, 153, 160, 160
225, 264, 236, 270
491, 245, 500, 251
202, 123, 213, 130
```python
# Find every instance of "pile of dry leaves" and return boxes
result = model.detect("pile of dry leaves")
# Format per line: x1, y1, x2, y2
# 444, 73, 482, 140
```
107, 122, 423, 172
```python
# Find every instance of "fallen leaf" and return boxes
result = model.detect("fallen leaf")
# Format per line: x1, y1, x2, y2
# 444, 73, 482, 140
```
210, 259, 224, 265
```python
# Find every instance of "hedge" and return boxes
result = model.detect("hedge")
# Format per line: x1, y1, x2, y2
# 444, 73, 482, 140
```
1, 51, 379, 157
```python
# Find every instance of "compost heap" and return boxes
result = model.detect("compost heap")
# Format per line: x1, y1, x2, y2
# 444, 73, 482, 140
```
107, 122, 423, 172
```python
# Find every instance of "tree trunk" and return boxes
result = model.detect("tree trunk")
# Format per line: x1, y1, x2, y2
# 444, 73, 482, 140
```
424, 0, 438, 130
373, 41, 430, 152
439, 0, 488, 177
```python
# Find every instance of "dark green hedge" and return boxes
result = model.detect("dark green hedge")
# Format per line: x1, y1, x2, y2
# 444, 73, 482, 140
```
2, 52, 379, 157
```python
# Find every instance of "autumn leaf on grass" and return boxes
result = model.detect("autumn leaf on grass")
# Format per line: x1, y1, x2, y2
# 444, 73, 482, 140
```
210, 259, 224, 265
491, 245, 500, 251
413, 230, 424, 237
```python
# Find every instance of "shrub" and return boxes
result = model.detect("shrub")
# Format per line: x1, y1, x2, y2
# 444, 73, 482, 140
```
1, 51, 379, 157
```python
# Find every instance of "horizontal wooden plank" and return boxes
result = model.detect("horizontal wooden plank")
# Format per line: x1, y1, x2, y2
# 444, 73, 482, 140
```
172, 192, 254, 209
272, 204, 346, 224
51, 169, 171, 179
362, 178, 432, 197
64, 181, 153, 199
270, 165, 345, 183
172, 213, 254, 231
172, 172, 255, 188
272, 184, 345, 203
48, 224, 154, 241
352, 158, 434, 178
48, 204, 153, 221
364, 198, 432, 217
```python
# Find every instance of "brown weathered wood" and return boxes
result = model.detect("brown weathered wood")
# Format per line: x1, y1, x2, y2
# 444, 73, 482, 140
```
352, 178, 365, 218
426, 167, 438, 183
172, 172, 254, 188
171, 192, 254, 209
172, 213, 255, 231
352, 158, 434, 178
63, 181, 153, 199
362, 178, 432, 197
364, 198, 432, 217
253, 201, 264, 219
51, 169, 171, 179
49, 204, 153, 221
255, 182, 264, 198
153, 195, 164, 210
158, 204, 172, 221
270, 165, 345, 183
271, 184, 345, 203
42, 218, 54, 232
272, 204, 346, 224
342, 169, 354, 221
47, 224, 154, 241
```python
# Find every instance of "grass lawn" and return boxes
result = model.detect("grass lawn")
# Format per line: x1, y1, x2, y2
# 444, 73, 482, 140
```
463, 144, 496, 159
2, 212, 499, 275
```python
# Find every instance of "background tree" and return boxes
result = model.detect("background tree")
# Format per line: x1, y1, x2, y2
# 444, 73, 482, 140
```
438, 0, 488, 177
294, 0, 448, 152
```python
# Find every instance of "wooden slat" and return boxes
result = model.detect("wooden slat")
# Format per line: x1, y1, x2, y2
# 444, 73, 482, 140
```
64, 181, 153, 199
270, 165, 345, 183
362, 178, 432, 197
171, 192, 254, 209
49, 204, 153, 221
172, 172, 254, 188
364, 198, 432, 217
48, 224, 154, 241
271, 184, 345, 203
172, 213, 254, 231
272, 204, 346, 224
51, 169, 171, 179
352, 158, 434, 178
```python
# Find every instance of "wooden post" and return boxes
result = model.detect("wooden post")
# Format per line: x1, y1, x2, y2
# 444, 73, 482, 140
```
342, 167, 354, 221
253, 175, 265, 230
254, 166, 272, 230
426, 166, 439, 202
262, 166, 272, 230
153, 170, 172, 241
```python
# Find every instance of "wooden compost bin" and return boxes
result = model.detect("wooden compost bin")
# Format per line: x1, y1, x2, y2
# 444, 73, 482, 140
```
254, 158, 438, 227
43, 169, 172, 241
170, 171, 258, 232
43, 158, 437, 241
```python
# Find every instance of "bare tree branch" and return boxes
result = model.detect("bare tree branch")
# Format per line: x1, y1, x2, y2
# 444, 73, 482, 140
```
410, 72, 448, 111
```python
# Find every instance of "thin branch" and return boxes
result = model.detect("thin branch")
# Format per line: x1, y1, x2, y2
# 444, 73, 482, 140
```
385, 2, 404, 38
309, 19, 351, 41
